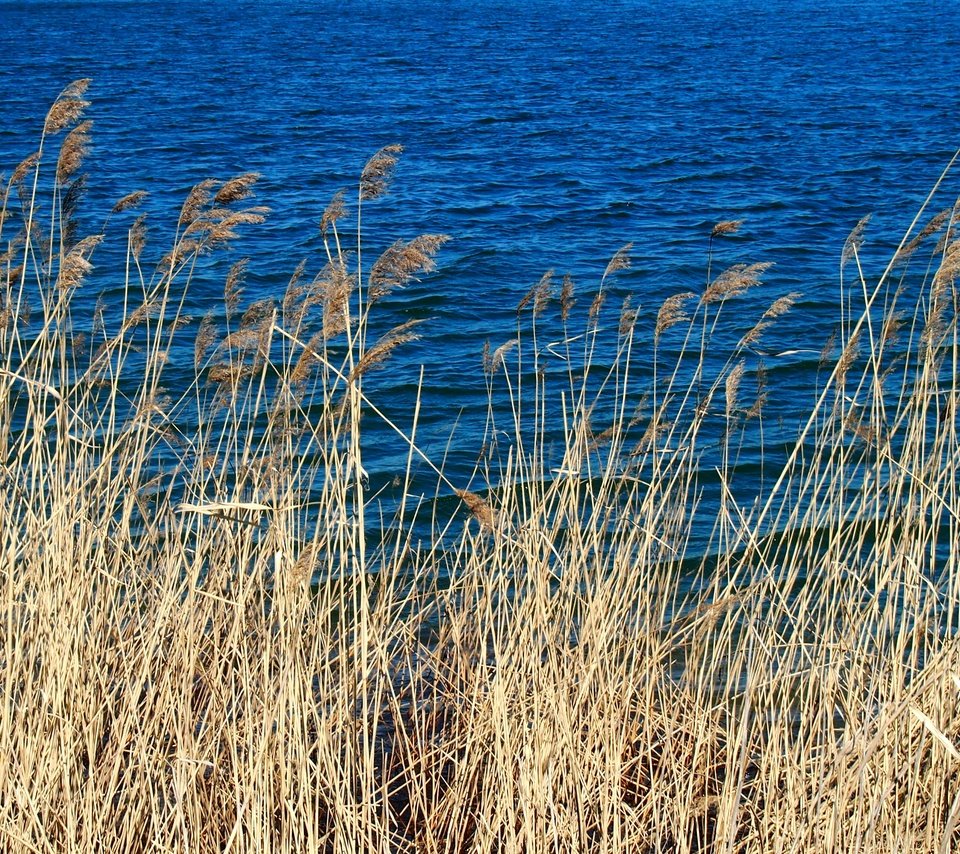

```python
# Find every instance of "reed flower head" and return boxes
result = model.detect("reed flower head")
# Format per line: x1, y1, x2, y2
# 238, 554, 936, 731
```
56, 120, 92, 184
711, 219, 743, 238
214, 172, 260, 205
602, 242, 632, 280
112, 190, 148, 214
703, 262, 772, 304
360, 144, 403, 201
368, 234, 449, 303
44, 79, 91, 135
320, 190, 346, 237
841, 214, 871, 267
655, 291, 696, 339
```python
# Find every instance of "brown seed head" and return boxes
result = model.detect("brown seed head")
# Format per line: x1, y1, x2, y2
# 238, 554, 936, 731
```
655, 291, 696, 338
894, 208, 950, 267
486, 338, 518, 374
368, 233, 449, 303
214, 172, 260, 205
703, 262, 773, 304
725, 361, 745, 420
178, 178, 218, 227
841, 214, 871, 267
56, 120, 92, 184
44, 79, 92, 135
194, 313, 218, 369
559, 273, 575, 323
588, 289, 606, 327
711, 219, 743, 238
350, 319, 424, 381
56, 234, 102, 290
11, 152, 40, 187
454, 488, 495, 531
112, 190, 148, 214
619, 295, 638, 336
603, 242, 633, 280
321, 262, 355, 340
129, 214, 147, 260
360, 144, 403, 201
225, 258, 248, 320
320, 190, 346, 237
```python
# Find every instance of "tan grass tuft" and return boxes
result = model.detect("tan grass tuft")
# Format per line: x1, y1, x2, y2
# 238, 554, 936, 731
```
129, 214, 147, 260
486, 338, 518, 374
725, 361, 745, 420
178, 178, 218, 227
11, 152, 40, 187
619, 295, 638, 336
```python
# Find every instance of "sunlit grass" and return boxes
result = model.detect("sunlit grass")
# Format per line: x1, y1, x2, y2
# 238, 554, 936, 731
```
2, 80, 960, 853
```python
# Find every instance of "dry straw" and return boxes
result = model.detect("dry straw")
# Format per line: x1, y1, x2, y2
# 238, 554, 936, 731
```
3, 83, 960, 854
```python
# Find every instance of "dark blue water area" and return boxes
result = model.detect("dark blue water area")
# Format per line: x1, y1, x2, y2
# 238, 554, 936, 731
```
3, 0, 960, 551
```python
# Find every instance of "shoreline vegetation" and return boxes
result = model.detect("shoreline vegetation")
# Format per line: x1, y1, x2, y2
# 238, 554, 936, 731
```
3, 81, 960, 853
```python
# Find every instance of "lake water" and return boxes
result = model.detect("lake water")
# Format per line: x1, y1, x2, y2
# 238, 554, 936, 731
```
3, 0, 960, 545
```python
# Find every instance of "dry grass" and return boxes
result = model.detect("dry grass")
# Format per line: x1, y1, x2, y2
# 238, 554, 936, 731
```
2, 82, 960, 854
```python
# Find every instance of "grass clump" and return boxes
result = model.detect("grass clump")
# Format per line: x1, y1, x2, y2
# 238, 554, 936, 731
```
2, 81, 960, 853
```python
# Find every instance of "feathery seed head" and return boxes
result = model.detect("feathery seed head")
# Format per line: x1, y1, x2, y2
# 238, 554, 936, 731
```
360, 144, 403, 201
703, 262, 772, 304
711, 219, 743, 239
224, 258, 248, 320
725, 361, 745, 419
603, 242, 633, 280
194, 313, 219, 369
112, 190, 148, 214
487, 338, 518, 374
559, 273, 575, 322
56, 234, 102, 290
129, 214, 147, 260
655, 291, 696, 338
368, 233, 449, 303
619, 295, 638, 336
320, 190, 346, 237
350, 319, 424, 382
454, 488, 495, 531
214, 172, 260, 205
11, 152, 40, 187
178, 178, 218, 227
56, 120, 92, 184
841, 214, 871, 267
44, 79, 92, 135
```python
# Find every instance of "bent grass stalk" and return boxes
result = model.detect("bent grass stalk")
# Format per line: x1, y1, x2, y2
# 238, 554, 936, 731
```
2, 84, 960, 853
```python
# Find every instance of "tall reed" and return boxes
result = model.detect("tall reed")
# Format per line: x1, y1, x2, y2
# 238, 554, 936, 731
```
2, 82, 960, 853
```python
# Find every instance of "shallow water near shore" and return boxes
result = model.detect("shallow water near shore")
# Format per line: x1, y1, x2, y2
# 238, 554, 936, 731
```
3, 0, 960, 549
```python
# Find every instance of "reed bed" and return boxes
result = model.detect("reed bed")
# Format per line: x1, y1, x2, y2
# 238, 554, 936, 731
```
2, 81, 960, 853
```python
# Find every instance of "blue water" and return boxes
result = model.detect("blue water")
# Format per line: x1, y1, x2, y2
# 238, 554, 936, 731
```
3, 0, 960, 542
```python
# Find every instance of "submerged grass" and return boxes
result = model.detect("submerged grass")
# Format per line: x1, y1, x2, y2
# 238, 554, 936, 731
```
2, 82, 960, 853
